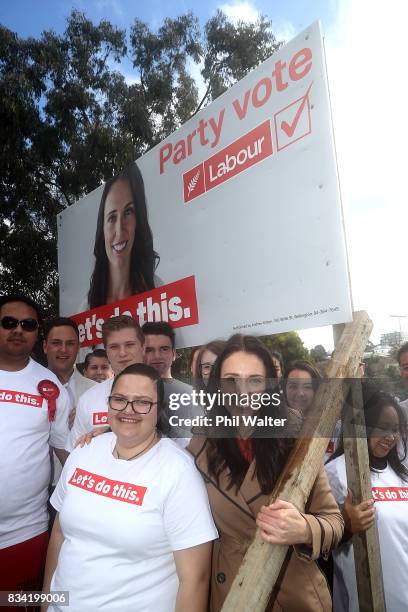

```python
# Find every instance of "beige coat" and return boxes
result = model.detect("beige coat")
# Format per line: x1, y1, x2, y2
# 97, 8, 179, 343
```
188, 437, 344, 612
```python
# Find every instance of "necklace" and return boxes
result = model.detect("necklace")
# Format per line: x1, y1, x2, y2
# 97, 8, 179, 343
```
369, 454, 388, 471
114, 431, 157, 461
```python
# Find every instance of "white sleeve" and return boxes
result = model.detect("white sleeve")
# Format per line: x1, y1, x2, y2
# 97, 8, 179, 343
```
50, 450, 78, 511
66, 393, 91, 451
325, 459, 348, 508
50, 386, 71, 449
162, 461, 218, 551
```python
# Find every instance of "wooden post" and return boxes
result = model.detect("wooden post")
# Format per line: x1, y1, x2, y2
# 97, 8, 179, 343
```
221, 311, 373, 612
343, 381, 386, 611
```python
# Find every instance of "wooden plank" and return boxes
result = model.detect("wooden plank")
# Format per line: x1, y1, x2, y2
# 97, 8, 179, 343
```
343, 381, 386, 611
221, 311, 373, 612
332, 322, 345, 347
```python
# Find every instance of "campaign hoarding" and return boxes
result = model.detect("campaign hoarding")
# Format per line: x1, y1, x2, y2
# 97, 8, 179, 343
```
58, 21, 352, 348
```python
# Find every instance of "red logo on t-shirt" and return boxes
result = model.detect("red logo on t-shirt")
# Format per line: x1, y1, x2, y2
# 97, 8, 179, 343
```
93, 412, 109, 426
68, 468, 147, 506
0, 389, 43, 408
372, 486, 408, 501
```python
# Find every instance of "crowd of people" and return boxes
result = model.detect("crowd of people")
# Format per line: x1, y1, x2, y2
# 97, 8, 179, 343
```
1, 292, 408, 611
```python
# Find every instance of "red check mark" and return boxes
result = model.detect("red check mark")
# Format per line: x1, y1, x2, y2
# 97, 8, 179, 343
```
281, 82, 313, 137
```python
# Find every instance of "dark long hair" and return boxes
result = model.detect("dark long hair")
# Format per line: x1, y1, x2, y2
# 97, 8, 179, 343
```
206, 334, 293, 494
328, 391, 408, 482
282, 360, 321, 410
88, 163, 159, 308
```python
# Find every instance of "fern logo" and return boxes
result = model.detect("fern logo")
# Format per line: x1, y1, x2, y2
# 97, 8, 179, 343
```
183, 162, 205, 203
188, 170, 201, 195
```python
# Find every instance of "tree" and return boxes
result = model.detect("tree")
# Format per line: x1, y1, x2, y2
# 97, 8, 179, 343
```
0, 10, 281, 315
365, 340, 375, 353
389, 345, 401, 363
199, 10, 280, 109
261, 331, 310, 368
310, 344, 328, 362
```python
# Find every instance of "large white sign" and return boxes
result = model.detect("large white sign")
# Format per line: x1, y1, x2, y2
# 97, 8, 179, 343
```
58, 21, 352, 348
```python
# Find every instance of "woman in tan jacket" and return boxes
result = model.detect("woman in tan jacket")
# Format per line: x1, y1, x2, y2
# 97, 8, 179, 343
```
188, 334, 344, 611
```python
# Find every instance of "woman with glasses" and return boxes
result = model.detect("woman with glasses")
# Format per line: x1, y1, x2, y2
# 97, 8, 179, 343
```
325, 391, 408, 611
188, 334, 344, 611
42, 363, 217, 612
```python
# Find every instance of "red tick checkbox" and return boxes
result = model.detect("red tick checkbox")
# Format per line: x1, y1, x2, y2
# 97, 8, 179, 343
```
274, 82, 313, 151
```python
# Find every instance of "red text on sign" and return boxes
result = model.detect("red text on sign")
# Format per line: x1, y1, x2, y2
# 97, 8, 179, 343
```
159, 47, 312, 175
71, 276, 198, 348
183, 120, 273, 203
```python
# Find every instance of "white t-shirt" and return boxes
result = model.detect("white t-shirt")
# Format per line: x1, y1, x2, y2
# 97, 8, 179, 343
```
67, 378, 113, 451
0, 359, 71, 548
68, 377, 202, 451
50, 434, 218, 612
325, 455, 408, 612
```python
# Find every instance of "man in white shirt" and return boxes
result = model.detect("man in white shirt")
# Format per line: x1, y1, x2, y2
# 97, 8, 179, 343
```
43, 317, 96, 407
83, 348, 113, 383
43, 317, 97, 488
0, 294, 70, 595
68, 315, 144, 449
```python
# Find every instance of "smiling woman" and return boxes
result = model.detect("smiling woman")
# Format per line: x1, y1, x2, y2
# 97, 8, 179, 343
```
283, 360, 321, 417
87, 163, 160, 309
325, 392, 408, 611
187, 334, 344, 611
42, 363, 217, 612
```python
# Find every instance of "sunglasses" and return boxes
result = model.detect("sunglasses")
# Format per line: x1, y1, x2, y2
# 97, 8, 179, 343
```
0, 316, 39, 332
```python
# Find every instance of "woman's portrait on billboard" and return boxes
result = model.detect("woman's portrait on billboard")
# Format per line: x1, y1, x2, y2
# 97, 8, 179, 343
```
87, 163, 159, 309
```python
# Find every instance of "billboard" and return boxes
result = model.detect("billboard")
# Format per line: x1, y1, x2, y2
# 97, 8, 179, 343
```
58, 21, 352, 348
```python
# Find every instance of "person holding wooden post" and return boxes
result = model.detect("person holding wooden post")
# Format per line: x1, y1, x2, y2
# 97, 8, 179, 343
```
326, 391, 408, 611
188, 334, 344, 611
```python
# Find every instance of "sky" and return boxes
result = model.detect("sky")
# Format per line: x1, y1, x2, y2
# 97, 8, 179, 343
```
1, 0, 407, 351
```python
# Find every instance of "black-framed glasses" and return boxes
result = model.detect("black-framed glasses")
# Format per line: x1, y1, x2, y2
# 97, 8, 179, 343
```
200, 362, 213, 374
0, 316, 39, 332
108, 395, 157, 415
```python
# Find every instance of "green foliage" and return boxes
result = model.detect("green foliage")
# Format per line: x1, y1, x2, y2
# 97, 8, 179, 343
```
201, 10, 281, 104
389, 345, 401, 362
363, 356, 406, 397
310, 344, 328, 362
365, 340, 375, 353
261, 331, 310, 368
0, 10, 280, 315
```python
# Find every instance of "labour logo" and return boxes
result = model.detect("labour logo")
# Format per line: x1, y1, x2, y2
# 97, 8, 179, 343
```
183, 120, 273, 204
183, 162, 205, 204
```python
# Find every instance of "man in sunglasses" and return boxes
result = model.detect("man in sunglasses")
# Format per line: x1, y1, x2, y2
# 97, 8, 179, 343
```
0, 295, 71, 598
